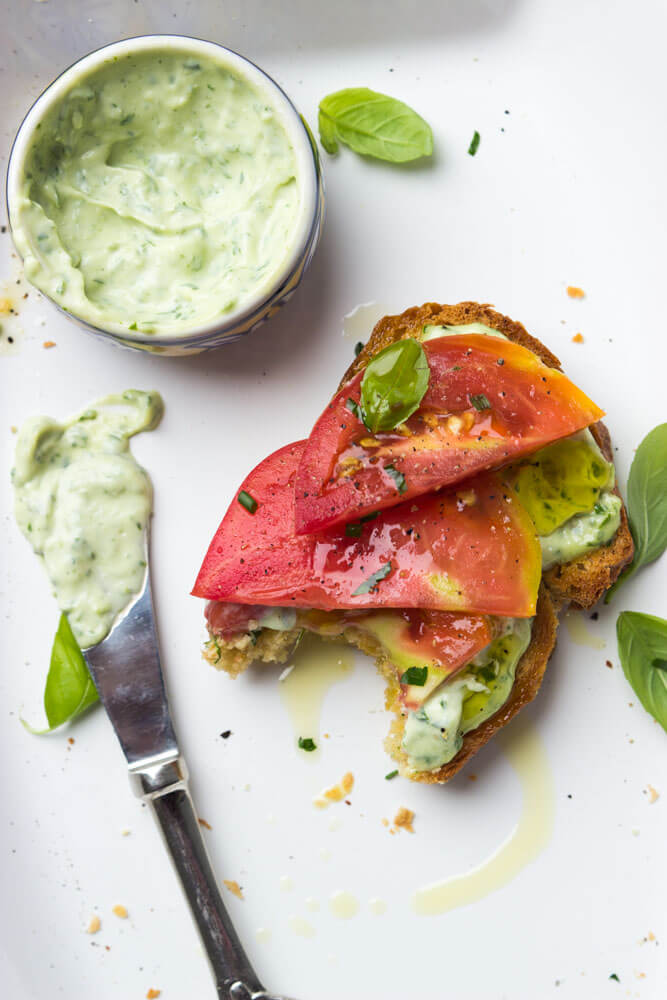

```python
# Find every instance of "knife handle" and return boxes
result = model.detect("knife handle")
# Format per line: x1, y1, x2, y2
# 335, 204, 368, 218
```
133, 756, 285, 1000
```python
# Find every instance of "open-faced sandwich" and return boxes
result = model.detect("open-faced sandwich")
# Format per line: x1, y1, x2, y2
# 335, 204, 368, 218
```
192, 303, 634, 782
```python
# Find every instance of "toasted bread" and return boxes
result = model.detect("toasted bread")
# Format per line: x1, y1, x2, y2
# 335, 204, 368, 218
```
341, 301, 634, 610
385, 586, 558, 782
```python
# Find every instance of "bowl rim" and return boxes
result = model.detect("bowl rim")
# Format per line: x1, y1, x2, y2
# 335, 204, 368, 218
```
6, 33, 322, 347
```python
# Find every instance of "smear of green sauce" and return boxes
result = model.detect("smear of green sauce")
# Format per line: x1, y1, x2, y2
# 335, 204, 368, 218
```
12, 390, 163, 646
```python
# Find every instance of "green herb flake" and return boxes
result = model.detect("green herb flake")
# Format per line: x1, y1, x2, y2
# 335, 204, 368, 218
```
385, 769, 399, 780
606, 423, 667, 600
318, 87, 433, 163
400, 665, 428, 686
384, 463, 407, 494
468, 130, 481, 156
609, 974, 620, 982
470, 393, 491, 411
345, 523, 363, 538
352, 561, 392, 596
361, 338, 430, 433
237, 490, 258, 514
298, 736, 317, 752
345, 397, 363, 421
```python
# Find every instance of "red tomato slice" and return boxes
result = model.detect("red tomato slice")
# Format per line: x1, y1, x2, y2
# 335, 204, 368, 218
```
293, 333, 604, 535
192, 440, 541, 617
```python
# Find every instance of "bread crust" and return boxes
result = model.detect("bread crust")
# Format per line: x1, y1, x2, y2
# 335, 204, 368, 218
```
385, 586, 558, 783
340, 301, 634, 610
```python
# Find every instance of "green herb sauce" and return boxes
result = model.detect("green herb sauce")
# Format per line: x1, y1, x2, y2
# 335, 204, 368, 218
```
12, 50, 300, 336
12, 390, 163, 647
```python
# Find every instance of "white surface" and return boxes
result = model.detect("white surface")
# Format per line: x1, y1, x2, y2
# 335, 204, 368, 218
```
1, 2, 666, 998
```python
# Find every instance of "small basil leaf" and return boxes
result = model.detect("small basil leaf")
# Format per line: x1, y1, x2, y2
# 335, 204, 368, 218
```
22, 614, 99, 734
616, 611, 667, 732
360, 338, 429, 433
606, 423, 667, 600
318, 88, 433, 163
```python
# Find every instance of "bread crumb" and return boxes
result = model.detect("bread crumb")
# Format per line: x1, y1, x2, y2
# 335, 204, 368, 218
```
381, 817, 389, 827
393, 807, 415, 833
313, 772, 354, 808
566, 286, 585, 299
86, 915, 101, 934
223, 879, 244, 900
198, 817, 212, 830
121, 829, 131, 837
112, 904, 128, 919
468, 774, 478, 781
42, 340, 56, 348
648, 931, 656, 941
68, 737, 75, 745
0, 297, 12, 314
571, 332, 584, 343
646, 784, 659, 804
10, 426, 17, 433
605, 660, 613, 669
146, 990, 161, 999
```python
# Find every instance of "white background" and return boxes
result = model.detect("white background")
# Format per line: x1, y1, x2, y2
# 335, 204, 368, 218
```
1, 1, 666, 998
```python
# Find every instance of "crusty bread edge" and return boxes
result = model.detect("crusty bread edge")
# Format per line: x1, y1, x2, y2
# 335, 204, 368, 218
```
340, 300, 634, 611
385, 586, 558, 783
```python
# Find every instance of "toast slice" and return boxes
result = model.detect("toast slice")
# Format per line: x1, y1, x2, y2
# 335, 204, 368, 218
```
342, 301, 634, 610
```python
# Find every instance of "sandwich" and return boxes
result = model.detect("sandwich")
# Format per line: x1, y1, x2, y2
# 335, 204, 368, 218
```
192, 302, 634, 782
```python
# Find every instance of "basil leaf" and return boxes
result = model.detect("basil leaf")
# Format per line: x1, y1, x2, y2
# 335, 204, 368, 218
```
606, 423, 667, 600
318, 88, 433, 163
616, 611, 667, 732
352, 561, 392, 596
360, 338, 429, 433
23, 614, 99, 734
470, 393, 491, 411
400, 666, 428, 686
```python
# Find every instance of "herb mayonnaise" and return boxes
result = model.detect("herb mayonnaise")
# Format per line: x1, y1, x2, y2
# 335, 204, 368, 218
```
11, 49, 300, 336
13, 390, 163, 647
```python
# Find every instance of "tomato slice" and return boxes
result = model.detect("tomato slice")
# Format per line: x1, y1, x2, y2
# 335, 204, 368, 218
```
192, 440, 541, 617
294, 333, 604, 535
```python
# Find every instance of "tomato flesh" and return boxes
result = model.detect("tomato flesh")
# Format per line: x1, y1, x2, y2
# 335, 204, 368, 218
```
294, 334, 604, 535
192, 440, 541, 617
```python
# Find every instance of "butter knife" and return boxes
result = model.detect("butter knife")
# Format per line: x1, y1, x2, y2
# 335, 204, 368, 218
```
83, 551, 294, 1000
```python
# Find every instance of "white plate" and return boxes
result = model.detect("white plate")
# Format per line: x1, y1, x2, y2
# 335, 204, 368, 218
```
1, 2, 665, 998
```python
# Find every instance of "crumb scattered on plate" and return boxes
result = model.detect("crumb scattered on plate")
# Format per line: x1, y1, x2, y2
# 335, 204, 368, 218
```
42, 340, 56, 348
223, 879, 244, 900
566, 286, 585, 298
393, 806, 415, 833
313, 772, 354, 808
112, 904, 128, 919
646, 784, 659, 804
198, 817, 212, 830
146, 990, 161, 999
86, 915, 101, 934
571, 332, 584, 343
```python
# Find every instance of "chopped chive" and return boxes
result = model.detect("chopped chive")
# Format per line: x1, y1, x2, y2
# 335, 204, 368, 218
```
345, 523, 362, 538
360, 511, 379, 523
400, 666, 428, 686
468, 130, 481, 156
384, 463, 407, 494
352, 561, 392, 596
298, 737, 317, 752
238, 490, 258, 514
385, 770, 398, 780
470, 393, 491, 411
354, 341, 364, 357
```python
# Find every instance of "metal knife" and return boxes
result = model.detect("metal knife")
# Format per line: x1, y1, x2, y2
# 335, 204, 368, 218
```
83, 546, 295, 1000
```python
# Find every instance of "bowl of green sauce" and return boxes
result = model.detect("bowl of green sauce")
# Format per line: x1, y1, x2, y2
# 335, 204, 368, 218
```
6, 35, 324, 355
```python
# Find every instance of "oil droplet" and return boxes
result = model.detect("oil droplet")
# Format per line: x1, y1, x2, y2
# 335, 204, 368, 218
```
329, 890, 359, 920
279, 635, 354, 758
369, 898, 387, 915
279, 875, 294, 892
288, 916, 316, 938
319, 847, 332, 861
255, 927, 271, 943
563, 611, 606, 650
412, 720, 554, 915
342, 301, 391, 342
305, 897, 320, 912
